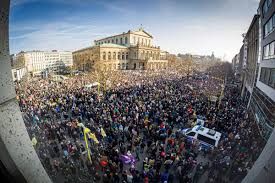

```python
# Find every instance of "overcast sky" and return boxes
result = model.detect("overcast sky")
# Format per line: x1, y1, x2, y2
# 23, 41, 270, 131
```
10, 0, 260, 61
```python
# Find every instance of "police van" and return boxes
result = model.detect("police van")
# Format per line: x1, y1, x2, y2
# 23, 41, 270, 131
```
180, 125, 221, 149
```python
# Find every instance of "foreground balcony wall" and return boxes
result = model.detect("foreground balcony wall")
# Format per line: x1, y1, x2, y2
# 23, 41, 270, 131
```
0, 0, 52, 182
242, 128, 275, 183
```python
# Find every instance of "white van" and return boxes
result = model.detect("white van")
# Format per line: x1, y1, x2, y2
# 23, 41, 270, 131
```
84, 82, 100, 90
180, 125, 221, 149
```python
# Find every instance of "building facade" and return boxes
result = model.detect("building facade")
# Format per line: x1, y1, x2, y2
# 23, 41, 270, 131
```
232, 53, 240, 78
249, 0, 275, 140
73, 28, 168, 71
241, 15, 260, 106
16, 50, 73, 76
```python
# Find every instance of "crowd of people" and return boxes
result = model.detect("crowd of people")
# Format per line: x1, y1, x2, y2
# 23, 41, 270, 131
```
16, 70, 265, 183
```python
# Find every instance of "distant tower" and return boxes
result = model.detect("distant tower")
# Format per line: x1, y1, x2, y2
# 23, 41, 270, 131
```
211, 52, 215, 59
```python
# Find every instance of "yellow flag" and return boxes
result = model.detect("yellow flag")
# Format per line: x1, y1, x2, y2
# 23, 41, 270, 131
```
88, 133, 99, 144
84, 127, 91, 134
31, 137, 37, 146
101, 127, 107, 138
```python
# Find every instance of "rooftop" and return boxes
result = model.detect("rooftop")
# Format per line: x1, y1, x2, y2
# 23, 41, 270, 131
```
98, 43, 128, 49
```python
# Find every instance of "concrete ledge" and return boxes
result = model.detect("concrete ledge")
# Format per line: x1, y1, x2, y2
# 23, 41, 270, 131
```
0, 99, 52, 183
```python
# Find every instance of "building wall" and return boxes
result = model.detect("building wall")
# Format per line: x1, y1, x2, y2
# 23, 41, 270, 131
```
95, 32, 130, 47
18, 51, 73, 75
129, 30, 152, 47
249, 0, 275, 140
73, 47, 96, 71
23, 51, 45, 74
257, 0, 275, 102
94, 29, 153, 47
59, 51, 73, 67
77, 29, 167, 71
241, 15, 260, 107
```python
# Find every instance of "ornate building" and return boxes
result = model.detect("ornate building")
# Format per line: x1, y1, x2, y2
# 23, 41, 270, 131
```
73, 28, 169, 71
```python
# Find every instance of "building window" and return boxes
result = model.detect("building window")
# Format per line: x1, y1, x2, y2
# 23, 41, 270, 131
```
263, 0, 272, 15
113, 52, 116, 60
263, 41, 275, 59
264, 14, 275, 37
118, 52, 121, 60
265, 68, 271, 84
126, 52, 129, 60
260, 67, 275, 89
108, 40, 110, 43
125, 37, 128, 44
120, 37, 123, 45
122, 52, 125, 60
108, 52, 111, 60
122, 63, 125, 69
269, 69, 275, 88
103, 52, 106, 60
116, 39, 118, 44
112, 39, 114, 43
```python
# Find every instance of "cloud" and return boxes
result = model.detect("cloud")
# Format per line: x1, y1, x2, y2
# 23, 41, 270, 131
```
9, 19, 125, 53
10, 0, 260, 61
11, 0, 37, 7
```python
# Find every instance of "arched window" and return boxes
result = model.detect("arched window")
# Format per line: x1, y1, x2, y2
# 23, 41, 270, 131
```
118, 52, 121, 60
125, 37, 128, 44
146, 51, 149, 59
122, 63, 125, 69
113, 52, 116, 60
142, 51, 145, 59
108, 52, 111, 60
120, 37, 123, 45
118, 63, 121, 69
126, 63, 129, 69
126, 52, 129, 60
122, 52, 125, 60
103, 52, 106, 60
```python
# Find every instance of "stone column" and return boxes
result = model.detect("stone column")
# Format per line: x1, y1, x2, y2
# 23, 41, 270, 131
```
0, 1, 52, 182
242, 129, 275, 183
